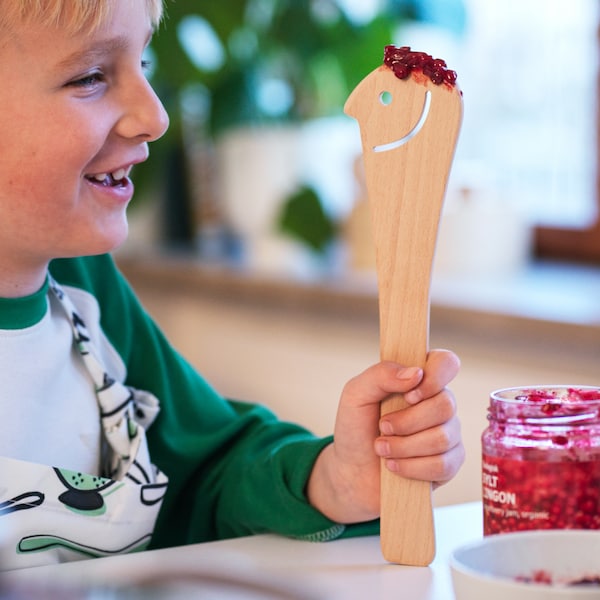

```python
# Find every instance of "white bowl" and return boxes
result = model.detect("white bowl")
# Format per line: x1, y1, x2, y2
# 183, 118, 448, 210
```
450, 530, 600, 600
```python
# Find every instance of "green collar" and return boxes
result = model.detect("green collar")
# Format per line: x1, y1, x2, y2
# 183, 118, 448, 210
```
0, 278, 49, 330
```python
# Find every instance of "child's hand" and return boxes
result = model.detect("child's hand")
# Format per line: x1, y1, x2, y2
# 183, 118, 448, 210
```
306, 350, 464, 524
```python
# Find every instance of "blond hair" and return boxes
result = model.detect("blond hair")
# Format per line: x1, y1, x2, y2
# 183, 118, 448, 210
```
0, 0, 164, 34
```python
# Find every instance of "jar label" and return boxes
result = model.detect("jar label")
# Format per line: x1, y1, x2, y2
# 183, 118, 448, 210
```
482, 454, 600, 534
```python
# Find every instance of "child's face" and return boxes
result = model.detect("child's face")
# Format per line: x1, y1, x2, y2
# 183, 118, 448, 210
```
0, 1, 169, 279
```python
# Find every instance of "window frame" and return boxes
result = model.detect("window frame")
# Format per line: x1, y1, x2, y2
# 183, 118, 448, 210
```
534, 26, 600, 264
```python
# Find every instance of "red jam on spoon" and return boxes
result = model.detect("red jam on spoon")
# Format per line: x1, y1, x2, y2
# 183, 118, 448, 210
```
383, 45, 458, 87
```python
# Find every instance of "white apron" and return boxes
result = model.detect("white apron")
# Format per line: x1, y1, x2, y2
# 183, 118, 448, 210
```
0, 277, 168, 570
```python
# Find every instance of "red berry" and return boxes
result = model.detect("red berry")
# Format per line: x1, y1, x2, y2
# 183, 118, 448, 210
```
392, 64, 410, 79
382, 45, 458, 87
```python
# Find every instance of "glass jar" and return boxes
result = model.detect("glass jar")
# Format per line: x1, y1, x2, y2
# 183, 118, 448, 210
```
482, 385, 600, 535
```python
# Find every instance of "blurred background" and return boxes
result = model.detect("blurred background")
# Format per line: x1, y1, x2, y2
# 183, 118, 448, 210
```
119, 0, 600, 507
130, 0, 600, 272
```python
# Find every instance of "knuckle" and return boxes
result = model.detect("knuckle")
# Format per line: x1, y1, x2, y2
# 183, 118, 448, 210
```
431, 455, 454, 482
435, 391, 456, 421
435, 444, 465, 482
433, 426, 452, 452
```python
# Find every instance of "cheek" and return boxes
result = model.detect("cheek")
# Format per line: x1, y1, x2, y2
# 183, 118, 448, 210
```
0, 101, 107, 211
7, 134, 89, 197
4, 157, 75, 201
0, 151, 84, 229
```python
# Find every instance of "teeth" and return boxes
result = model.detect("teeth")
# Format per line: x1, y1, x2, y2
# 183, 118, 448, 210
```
111, 168, 127, 181
88, 167, 130, 184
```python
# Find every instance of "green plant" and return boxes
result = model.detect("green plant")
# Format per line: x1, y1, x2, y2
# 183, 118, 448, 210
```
278, 185, 337, 253
136, 0, 465, 248
153, 1, 404, 133
136, 1, 405, 192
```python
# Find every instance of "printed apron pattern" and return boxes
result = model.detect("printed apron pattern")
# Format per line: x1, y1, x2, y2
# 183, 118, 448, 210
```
0, 277, 168, 569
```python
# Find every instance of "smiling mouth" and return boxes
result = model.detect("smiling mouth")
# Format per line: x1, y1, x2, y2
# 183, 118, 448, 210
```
373, 90, 432, 153
85, 167, 131, 187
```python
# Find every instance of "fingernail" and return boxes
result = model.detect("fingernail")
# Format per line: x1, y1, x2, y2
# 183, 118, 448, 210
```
396, 367, 422, 381
375, 440, 390, 457
385, 459, 399, 473
380, 420, 393, 436
404, 389, 422, 404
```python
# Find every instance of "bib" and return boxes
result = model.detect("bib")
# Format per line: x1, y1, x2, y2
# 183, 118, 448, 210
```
0, 277, 168, 570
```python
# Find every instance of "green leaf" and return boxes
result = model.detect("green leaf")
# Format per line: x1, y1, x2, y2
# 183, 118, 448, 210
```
278, 186, 336, 253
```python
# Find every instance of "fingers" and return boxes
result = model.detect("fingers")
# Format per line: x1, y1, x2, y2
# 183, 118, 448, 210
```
373, 349, 464, 485
375, 405, 464, 485
375, 410, 462, 459
341, 361, 424, 409
340, 349, 459, 409
338, 350, 463, 488
404, 349, 460, 405
381, 442, 466, 485
379, 387, 458, 437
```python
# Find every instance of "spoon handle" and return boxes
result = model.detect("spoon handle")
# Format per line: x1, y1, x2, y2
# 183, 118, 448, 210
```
345, 54, 462, 566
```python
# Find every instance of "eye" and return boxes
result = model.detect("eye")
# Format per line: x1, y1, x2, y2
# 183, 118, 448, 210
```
67, 70, 105, 88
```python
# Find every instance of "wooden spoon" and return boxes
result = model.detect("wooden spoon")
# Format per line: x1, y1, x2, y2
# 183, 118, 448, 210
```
344, 50, 463, 566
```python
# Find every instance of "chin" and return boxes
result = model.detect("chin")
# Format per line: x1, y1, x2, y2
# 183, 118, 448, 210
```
78, 224, 130, 257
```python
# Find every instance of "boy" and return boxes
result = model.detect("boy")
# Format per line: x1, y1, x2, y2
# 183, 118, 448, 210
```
0, 0, 464, 569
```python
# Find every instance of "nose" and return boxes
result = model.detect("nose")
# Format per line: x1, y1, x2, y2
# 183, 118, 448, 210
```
116, 76, 170, 143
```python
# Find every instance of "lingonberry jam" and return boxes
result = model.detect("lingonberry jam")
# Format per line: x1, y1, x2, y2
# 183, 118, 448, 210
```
517, 571, 600, 587
383, 45, 458, 87
482, 386, 600, 535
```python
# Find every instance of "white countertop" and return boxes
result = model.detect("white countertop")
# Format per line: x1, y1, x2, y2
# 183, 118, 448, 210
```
3, 502, 484, 599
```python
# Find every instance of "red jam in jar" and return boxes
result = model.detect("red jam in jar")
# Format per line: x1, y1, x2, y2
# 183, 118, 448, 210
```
482, 386, 600, 535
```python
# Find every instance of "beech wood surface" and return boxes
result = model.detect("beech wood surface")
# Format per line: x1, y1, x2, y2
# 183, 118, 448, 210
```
345, 66, 463, 566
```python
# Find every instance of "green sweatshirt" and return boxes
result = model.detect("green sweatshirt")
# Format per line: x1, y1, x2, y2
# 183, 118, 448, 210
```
42, 255, 378, 549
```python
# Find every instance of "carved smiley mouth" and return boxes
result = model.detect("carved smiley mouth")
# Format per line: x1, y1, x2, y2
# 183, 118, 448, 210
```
373, 90, 431, 153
